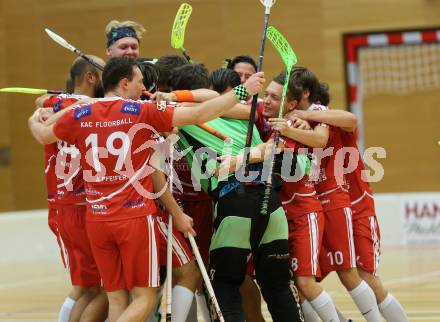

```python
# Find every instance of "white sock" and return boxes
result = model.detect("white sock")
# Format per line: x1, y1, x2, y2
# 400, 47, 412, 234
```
378, 293, 409, 322
172, 285, 194, 322
301, 300, 319, 322
185, 296, 198, 322
310, 291, 340, 322
195, 291, 211, 322
349, 281, 381, 322
58, 297, 75, 322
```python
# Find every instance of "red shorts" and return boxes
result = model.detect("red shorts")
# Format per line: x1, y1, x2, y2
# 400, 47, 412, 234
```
287, 211, 324, 277
179, 199, 213, 264
156, 215, 193, 268
48, 207, 67, 267
319, 207, 357, 276
57, 205, 100, 288
87, 215, 160, 292
48, 206, 58, 236
353, 215, 381, 275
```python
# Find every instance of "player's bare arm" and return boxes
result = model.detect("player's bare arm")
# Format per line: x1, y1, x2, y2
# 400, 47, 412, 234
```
269, 118, 329, 148
178, 101, 251, 120
28, 108, 59, 145
221, 102, 252, 119
28, 98, 94, 144
171, 72, 265, 126
151, 88, 220, 102
150, 168, 196, 237
292, 109, 357, 132
38, 98, 96, 128
149, 152, 196, 236
287, 116, 312, 130
35, 94, 54, 108
217, 141, 276, 176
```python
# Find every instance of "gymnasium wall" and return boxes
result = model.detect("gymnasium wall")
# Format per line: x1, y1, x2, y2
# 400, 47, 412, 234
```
0, 0, 14, 211
364, 91, 440, 193
0, 0, 439, 211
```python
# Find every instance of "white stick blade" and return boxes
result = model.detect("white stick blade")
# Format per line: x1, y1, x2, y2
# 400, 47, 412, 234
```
260, 0, 276, 8
45, 28, 76, 52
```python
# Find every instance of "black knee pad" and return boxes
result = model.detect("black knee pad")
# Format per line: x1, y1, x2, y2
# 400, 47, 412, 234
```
255, 241, 304, 322
255, 240, 291, 288
209, 247, 248, 286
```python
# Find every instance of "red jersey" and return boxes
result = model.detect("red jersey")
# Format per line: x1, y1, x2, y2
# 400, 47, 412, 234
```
151, 133, 210, 202
306, 104, 351, 212
255, 100, 273, 142
53, 97, 175, 222
42, 94, 89, 207
43, 144, 58, 207
172, 146, 211, 201
43, 94, 87, 113
339, 130, 375, 218
279, 137, 323, 216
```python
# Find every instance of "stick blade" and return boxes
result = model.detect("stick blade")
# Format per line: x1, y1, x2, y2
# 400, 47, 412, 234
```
45, 28, 76, 53
260, 0, 277, 8
266, 26, 297, 68
0, 87, 48, 95
171, 3, 193, 50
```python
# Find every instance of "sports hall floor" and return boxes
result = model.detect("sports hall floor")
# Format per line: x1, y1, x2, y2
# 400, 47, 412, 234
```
0, 245, 439, 321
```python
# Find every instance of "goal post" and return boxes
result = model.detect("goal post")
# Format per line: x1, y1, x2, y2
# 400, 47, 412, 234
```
343, 27, 440, 152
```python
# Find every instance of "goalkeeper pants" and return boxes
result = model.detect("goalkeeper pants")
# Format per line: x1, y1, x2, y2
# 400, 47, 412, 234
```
209, 184, 303, 322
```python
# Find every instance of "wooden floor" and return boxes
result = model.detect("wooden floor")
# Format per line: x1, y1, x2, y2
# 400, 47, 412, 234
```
0, 245, 439, 322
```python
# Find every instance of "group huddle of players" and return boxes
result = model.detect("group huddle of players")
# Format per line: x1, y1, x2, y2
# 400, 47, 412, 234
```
27, 19, 409, 322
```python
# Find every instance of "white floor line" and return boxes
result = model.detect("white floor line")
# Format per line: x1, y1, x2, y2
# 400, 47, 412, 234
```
329, 269, 440, 296
341, 309, 440, 313
382, 270, 440, 287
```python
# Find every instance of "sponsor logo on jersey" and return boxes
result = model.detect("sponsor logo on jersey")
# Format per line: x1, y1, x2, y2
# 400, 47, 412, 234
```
91, 204, 107, 210
123, 198, 145, 209
121, 101, 141, 115
156, 100, 167, 111
53, 99, 63, 113
263, 122, 270, 133
74, 105, 92, 120
85, 188, 102, 196
74, 187, 85, 196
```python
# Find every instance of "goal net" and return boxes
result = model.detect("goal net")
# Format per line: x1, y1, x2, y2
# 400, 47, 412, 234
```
343, 28, 440, 151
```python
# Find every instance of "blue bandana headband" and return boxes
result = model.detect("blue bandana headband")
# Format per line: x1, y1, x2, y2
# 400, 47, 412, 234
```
107, 27, 139, 48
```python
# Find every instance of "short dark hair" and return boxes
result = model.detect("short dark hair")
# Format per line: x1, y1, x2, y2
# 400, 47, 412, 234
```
291, 66, 320, 103
138, 62, 159, 92
103, 57, 139, 93
317, 82, 330, 106
155, 54, 189, 91
273, 69, 303, 102
228, 55, 257, 72
209, 68, 241, 94
168, 63, 210, 91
